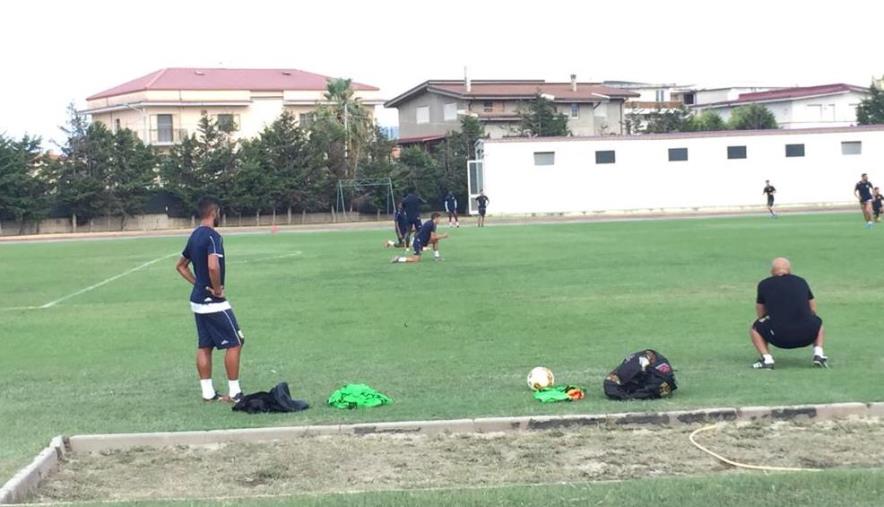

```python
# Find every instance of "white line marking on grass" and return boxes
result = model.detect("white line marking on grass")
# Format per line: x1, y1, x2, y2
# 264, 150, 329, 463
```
226, 251, 303, 264
38, 252, 178, 309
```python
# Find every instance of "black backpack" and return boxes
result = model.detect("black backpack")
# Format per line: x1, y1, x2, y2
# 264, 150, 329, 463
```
603, 349, 677, 400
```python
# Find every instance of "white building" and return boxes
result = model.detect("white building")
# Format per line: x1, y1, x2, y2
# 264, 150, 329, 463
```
691, 84, 870, 129
467, 126, 884, 215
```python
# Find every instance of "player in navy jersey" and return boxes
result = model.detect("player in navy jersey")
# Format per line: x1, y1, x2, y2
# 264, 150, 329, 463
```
175, 197, 244, 402
475, 190, 490, 227
762, 180, 777, 218
854, 173, 875, 228
873, 187, 882, 223
444, 191, 459, 228
401, 192, 424, 237
391, 212, 448, 263
385, 202, 410, 248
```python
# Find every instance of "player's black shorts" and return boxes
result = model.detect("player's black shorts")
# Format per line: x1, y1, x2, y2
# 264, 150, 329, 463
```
397, 222, 408, 238
767, 196, 774, 206
478, 207, 487, 217
753, 315, 821, 349
412, 237, 424, 256
407, 216, 421, 231
194, 307, 244, 349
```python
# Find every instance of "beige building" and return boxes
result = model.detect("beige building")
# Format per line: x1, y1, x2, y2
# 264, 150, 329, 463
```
82, 68, 384, 145
385, 76, 639, 144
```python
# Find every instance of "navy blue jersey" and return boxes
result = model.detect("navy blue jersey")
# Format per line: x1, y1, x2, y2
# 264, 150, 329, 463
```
763, 185, 776, 196
856, 180, 874, 200
416, 220, 436, 244
395, 208, 409, 230
874, 194, 883, 210
444, 193, 457, 212
476, 195, 489, 209
182, 226, 226, 304
402, 193, 423, 218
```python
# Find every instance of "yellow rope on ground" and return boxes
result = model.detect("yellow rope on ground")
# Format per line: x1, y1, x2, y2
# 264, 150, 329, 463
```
689, 424, 821, 472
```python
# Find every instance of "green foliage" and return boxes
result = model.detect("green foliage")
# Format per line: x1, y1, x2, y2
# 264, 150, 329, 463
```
856, 83, 884, 125
644, 106, 693, 133
518, 94, 571, 137
727, 104, 778, 130
689, 110, 727, 131
107, 129, 157, 227
0, 133, 50, 232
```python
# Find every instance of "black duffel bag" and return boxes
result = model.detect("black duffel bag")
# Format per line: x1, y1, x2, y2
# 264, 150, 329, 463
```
603, 349, 677, 400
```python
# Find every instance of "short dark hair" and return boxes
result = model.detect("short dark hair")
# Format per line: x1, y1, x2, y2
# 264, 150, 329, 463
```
862, 173, 868, 177
197, 197, 220, 219
431, 212, 441, 219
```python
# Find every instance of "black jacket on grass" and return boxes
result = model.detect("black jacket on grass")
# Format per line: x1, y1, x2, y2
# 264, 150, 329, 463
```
603, 350, 677, 400
232, 382, 310, 414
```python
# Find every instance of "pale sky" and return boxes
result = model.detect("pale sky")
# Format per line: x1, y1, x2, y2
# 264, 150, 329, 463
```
2, 0, 881, 146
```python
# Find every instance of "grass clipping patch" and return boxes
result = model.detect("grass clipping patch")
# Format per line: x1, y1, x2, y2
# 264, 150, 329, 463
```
34, 417, 884, 503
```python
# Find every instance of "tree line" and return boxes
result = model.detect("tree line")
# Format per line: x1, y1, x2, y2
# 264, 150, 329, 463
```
0, 79, 484, 233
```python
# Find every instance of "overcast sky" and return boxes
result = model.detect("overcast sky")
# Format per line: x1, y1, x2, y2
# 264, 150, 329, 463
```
2, 0, 880, 146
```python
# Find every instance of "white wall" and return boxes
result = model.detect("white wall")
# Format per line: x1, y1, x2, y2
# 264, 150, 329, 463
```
477, 127, 884, 215
700, 92, 866, 129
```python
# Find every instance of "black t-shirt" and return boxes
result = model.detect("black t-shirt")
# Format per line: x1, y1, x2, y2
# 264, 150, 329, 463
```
856, 181, 873, 201
756, 274, 815, 331
763, 185, 776, 196
476, 195, 489, 208
402, 194, 422, 218
873, 195, 883, 210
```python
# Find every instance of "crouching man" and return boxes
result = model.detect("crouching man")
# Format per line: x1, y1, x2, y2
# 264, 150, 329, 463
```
751, 257, 827, 369
391, 212, 448, 263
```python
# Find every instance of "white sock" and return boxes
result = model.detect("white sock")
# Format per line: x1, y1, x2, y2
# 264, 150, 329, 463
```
434, 250, 440, 258
813, 346, 825, 357
228, 379, 241, 397
762, 354, 774, 364
397, 257, 407, 263
200, 379, 216, 399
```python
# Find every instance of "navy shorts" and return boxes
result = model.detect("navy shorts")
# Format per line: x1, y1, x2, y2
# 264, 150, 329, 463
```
767, 196, 774, 206
194, 309, 244, 349
408, 216, 422, 231
753, 316, 821, 349
478, 207, 487, 217
412, 238, 424, 256
397, 222, 408, 238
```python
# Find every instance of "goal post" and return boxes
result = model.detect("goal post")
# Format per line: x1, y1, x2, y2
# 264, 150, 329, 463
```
335, 177, 397, 220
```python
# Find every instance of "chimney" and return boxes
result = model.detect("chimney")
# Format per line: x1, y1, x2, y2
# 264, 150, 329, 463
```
465, 66, 471, 93
570, 74, 577, 92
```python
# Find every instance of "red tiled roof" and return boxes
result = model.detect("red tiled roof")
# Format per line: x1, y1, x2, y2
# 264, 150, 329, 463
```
386, 80, 638, 107
698, 83, 868, 107
87, 68, 379, 100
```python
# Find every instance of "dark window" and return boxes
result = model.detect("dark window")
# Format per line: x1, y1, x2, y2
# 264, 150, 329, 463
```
483, 101, 494, 113
114, 118, 121, 133
533, 151, 555, 166
683, 92, 695, 105
668, 147, 688, 161
785, 144, 805, 157
841, 141, 861, 155
299, 113, 315, 128
727, 145, 747, 159
156, 114, 173, 143
217, 114, 236, 132
595, 150, 615, 164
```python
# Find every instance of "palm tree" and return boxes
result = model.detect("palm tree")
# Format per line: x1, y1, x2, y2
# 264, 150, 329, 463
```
322, 78, 371, 179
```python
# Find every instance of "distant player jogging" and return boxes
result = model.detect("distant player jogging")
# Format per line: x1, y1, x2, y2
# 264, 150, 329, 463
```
175, 197, 244, 402
872, 187, 882, 223
762, 180, 777, 217
475, 190, 490, 227
391, 212, 448, 263
854, 173, 875, 228
444, 191, 459, 228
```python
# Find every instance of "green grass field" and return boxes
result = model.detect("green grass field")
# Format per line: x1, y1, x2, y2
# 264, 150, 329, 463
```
2, 212, 883, 503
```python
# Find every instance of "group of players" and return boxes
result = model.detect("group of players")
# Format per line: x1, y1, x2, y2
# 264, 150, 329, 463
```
386, 189, 490, 263
762, 172, 882, 226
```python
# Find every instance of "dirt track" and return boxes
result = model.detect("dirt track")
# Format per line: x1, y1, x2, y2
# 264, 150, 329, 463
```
32, 417, 884, 503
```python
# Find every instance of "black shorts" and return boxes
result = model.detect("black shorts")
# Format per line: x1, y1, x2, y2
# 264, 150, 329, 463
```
194, 308, 244, 349
752, 316, 821, 349
478, 207, 487, 217
767, 196, 774, 206
407, 216, 421, 231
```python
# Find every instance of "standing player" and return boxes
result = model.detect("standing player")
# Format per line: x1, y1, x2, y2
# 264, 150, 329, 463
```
391, 212, 448, 263
762, 180, 777, 218
385, 202, 409, 248
872, 187, 882, 223
175, 197, 244, 402
854, 173, 875, 228
475, 190, 490, 227
444, 191, 459, 228
401, 192, 424, 241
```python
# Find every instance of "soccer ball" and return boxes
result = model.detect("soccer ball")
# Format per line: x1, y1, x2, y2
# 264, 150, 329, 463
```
527, 367, 555, 390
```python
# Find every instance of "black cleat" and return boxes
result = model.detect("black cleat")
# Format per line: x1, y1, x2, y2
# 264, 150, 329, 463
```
812, 355, 829, 368
752, 358, 774, 369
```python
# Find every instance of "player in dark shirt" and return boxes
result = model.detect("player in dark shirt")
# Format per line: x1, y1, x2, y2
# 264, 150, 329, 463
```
762, 180, 777, 218
385, 202, 409, 249
401, 192, 424, 237
391, 212, 448, 263
872, 186, 882, 223
175, 197, 245, 402
750, 257, 827, 369
854, 173, 875, 228
444, 191, 459, 228
475, 190, 490, 228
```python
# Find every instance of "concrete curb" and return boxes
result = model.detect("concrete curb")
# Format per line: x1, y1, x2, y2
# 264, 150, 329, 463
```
66, 401, 882, 453
0, 436, 64, 505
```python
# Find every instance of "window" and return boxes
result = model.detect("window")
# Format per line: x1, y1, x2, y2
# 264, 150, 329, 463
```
217, 114, 236, 132
785, 144, 805, 157
114, 118, 121, 133
595, 150, 615, 164
483, 101, 494, 113
533, 151, 555, 166
655, 89, 665, 102
683, 92, 695, 105
727, 145, 747, 159
570, 103, 579, 119
416, 106, 430, 124
299, 113, 314, 128
443, 102, 458, 121
668, 147, 688, 162
156, 114, 173, 144
841, 141, 862, 155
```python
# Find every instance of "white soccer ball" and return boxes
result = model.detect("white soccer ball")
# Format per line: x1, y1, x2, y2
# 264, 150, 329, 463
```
527, 366, 555, 391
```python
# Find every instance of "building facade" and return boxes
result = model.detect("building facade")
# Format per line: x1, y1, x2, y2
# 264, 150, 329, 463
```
82, 68, 384, 145
385, 77, 638, 143
468, 126, 884, 215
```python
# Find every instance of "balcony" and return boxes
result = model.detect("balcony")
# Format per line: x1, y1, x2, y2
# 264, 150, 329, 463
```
149, 128, 188, 146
